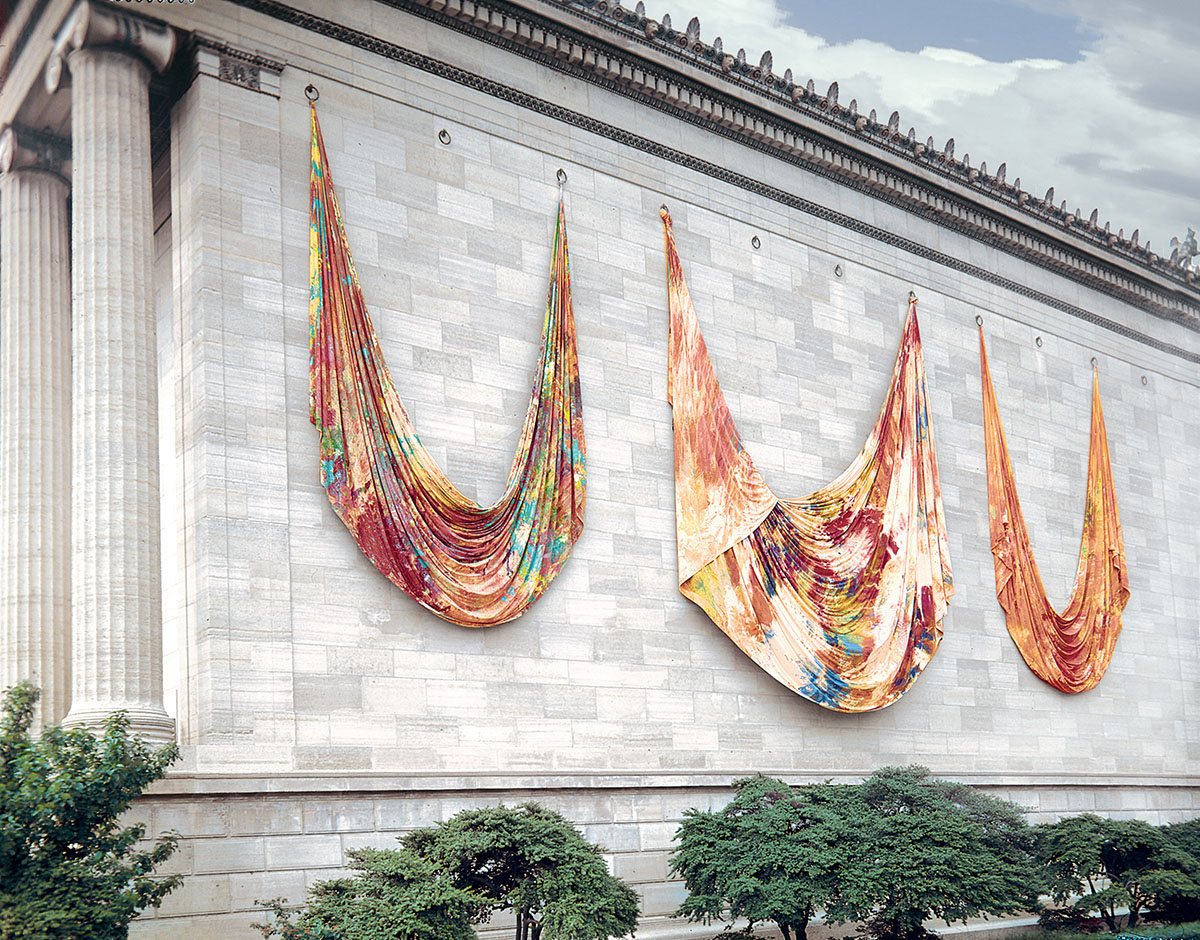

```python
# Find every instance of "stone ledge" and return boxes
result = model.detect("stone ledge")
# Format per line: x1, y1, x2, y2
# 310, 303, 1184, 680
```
147, 768, 1200, 797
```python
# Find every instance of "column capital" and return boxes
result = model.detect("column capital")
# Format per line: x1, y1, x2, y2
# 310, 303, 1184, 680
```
0, 125, 71, 179
45, 1, 176, 94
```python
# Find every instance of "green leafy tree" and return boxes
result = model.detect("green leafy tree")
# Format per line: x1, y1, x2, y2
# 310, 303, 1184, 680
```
251, 847, 485, 940
853, 766, 1040, 940
403, 802, 638, 940
1157, 819, 1200, 921
0, 682, 182, 940
1036, 814, 1200, 929
669, 774, 869, 940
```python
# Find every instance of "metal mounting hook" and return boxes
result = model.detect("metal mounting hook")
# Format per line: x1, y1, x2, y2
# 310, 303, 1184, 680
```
556, 168, 568, 186
437, 129, 452, 145
975, 314, 984, 326
751, 235, 761, 250
305, 84, 319, 102
908, 289, 917, 301
1091, 356, 1098, 367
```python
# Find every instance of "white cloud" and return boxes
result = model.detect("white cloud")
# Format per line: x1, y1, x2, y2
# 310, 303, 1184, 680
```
651, 0, 1200, 252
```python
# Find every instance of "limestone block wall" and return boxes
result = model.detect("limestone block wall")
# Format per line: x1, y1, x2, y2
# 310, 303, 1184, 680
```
97, 0, 1200, 933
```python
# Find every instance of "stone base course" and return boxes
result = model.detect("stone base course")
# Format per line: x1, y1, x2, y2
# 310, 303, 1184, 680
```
128, 772, 1200, 936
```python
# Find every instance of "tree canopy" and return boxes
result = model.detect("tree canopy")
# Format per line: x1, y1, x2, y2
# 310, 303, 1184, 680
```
402, 802, 638, 940
253, 847, 486, 940
0, 682, 181, 940
671, 766, 1039, 940
854, 766, 1039, 940
1036, 813, 1200, 929
670, 773, 867, 940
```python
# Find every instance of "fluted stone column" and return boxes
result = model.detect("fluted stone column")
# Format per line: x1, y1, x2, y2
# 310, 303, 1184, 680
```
0, 128, 72, 729
48, 2, 177, 744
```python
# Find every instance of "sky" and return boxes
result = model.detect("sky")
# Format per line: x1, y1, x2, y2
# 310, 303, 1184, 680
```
649, 0, 1200, 259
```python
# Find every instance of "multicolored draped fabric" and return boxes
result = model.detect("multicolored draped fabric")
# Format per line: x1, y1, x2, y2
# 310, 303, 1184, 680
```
308, 105, 586, 627
978, 328, 1129, 692
662, 209, 953, 712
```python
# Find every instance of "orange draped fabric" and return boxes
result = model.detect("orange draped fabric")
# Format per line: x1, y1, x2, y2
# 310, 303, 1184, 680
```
308, 105, 586, 626
979, 328, 1129, 692
663, 209, 953, 712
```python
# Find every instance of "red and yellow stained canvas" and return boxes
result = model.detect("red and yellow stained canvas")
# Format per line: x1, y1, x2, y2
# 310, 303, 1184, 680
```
308, 105, 585, 626
979, 328, 1129, 692
662, 208, 953, 712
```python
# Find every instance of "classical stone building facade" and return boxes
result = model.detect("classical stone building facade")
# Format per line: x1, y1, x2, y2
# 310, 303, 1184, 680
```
1, 0, 1198, 936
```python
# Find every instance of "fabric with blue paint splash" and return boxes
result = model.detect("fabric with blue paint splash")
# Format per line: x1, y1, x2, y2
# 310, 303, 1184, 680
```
661, 208, 953, 711
308, 104, 586, 626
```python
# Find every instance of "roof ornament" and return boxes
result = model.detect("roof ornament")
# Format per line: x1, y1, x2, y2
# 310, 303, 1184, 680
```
1131, 229, 1139, 247
1169, 227, 1198, 268
563, 0, 1194, 285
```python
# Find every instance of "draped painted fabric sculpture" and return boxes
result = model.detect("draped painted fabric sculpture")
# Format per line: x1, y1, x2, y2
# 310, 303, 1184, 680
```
308, 105, 586, 626
661, 209, 953, 712
978, 328, 1128, 692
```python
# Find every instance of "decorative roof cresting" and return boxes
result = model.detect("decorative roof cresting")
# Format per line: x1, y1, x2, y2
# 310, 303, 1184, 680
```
558, 0, 1198, 287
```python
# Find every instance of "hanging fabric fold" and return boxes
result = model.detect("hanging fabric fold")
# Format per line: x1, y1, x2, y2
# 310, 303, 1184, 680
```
979, 328, 1128, 692
308, 104, 586, 627
662, 208, 953, 712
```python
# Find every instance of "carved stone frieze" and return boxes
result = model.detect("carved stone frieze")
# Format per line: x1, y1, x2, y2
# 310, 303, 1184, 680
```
219, 55, 261, 90
189, 35, 284, 96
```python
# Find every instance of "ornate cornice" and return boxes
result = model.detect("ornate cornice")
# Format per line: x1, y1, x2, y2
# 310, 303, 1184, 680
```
224, 0, 1200, 364
542, 0, 1197, 285
381, 0, 1199, 328
44, 0, 177, 92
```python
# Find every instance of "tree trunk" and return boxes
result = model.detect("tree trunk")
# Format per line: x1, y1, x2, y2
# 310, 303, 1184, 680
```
531, 920, 543, 940
798, 907, 811, 940
779, 924, 791, 940
516, 911, 524, 940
